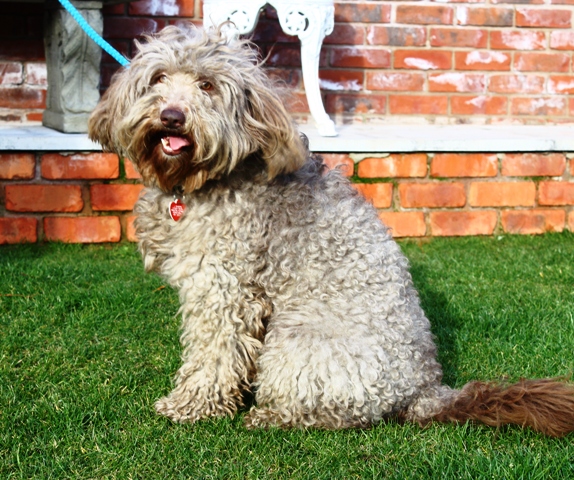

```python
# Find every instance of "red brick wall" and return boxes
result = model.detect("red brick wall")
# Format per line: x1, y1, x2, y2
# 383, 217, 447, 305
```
1, 1, 574, 243
2, 1, 574, 124
0, 2, 46, 123
1, 151, 573, 244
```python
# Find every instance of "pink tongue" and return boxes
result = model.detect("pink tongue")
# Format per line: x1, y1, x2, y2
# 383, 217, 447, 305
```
168, 136, 190, 150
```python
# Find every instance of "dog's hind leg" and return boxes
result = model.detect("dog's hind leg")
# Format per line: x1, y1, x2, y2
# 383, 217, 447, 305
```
245, 308, 407, 429
155, 259, 268, 423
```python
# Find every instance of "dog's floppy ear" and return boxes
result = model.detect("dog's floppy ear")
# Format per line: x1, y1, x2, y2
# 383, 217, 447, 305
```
242, 85, 307, 178
88, 69, 129, 152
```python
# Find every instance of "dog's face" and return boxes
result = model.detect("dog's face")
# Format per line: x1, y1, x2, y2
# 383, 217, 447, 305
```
88, 25, 306, 193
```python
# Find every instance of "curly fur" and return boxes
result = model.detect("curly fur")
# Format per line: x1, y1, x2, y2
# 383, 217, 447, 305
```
88, 24, 574, 436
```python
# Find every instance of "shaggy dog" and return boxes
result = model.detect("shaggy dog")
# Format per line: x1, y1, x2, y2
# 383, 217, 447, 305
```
89, 25, 574, 436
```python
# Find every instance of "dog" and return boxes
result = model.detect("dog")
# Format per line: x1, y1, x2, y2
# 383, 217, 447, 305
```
88, 24, 574, 436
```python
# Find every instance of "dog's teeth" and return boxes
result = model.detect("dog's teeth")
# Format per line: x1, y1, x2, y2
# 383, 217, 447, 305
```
161, 137, 170, 148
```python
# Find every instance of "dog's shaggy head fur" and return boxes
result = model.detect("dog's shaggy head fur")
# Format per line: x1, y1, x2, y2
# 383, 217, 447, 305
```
89, 25, 306, 193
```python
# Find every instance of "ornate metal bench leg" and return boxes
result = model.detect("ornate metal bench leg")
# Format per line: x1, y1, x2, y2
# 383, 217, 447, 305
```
204, 0, 337, 137
277, 4, 337, 137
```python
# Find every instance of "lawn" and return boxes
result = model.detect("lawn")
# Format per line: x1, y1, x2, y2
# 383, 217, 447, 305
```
1, 234, 573, 479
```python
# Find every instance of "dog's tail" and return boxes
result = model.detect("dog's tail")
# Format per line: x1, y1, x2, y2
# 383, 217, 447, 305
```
432, 378, 574, 437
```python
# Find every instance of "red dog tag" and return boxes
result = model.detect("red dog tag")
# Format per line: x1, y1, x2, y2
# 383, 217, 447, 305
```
169, 198, 186, 221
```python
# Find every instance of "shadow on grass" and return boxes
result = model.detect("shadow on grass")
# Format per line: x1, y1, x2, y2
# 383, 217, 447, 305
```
407, 258, 463, 388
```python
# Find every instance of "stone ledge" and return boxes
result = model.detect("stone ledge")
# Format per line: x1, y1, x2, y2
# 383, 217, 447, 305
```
0, 126, 101, 151
299, 124, 574, 153
2, 124, 574, 153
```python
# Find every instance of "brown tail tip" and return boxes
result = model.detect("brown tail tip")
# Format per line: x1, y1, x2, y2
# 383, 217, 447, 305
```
433, 378, 574, 437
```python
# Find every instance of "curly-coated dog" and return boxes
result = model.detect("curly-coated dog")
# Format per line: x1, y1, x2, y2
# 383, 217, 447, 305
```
89, 24, 574, 436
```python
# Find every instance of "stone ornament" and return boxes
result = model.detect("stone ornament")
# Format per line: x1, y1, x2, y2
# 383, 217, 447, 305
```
43, 2, 103, 133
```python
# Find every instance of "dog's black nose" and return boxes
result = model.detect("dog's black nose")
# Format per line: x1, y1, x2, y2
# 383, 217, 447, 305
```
161, 108, 186, 129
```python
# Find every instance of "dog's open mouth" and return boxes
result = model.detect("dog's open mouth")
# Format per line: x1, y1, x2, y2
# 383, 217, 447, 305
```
160, 135, 192, 156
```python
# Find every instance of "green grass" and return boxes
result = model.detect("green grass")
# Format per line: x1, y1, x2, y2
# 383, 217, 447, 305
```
1, 235, 574, 479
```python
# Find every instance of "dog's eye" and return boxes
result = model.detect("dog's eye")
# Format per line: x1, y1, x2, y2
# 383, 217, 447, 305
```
199, 81, 213, 91
152, 73, 168, 85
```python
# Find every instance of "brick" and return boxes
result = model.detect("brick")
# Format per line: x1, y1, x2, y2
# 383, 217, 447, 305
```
321, 154, 354, 177
90, 184, 143, 211
429, 28, 487, 48
394, 50, 452, 70
103, 2, 125, 14
378, 212, 426, 238
129, 0, 194, 16
550, 30, 574, 50
502, 153, 566, 177
267, 68, 300, 88
353, 183, 393, 208
457, 7, 513, 26
429, 73, 486, 93
366, 26, 426, 47
0, 40, 45, 61
44, 216, 121, 243
0, 153, 35, 179
516, 8, 571, 28
330, 47, 391, 69
103, 18, 162, 39
389, 95, 448, 115
252, 20, 299, 44
549, 76, 574, 94
285, 92, 309, 113
491, 0, 544, 4
431, 153, 498, 178
26, 112, 43, 122
358, 154, 427, 178
325, 94, 386, 115
126, 215, 138, 242
334, 3, 391, 23
0, 218, 37, 244
511, 97, 567, 116
266, 46, 301, 67
399, 183, 466, 208
0, 87, 46, 108
366, 72, 425, 91
24, 62, 46, 85
538, 182, 574, 205
0, 113, 22, 122
0, 62, 22, 85
455, 51, 510, 71
319, 70, 363, 92
501, 209, 565, 234
490, 30, 546, 50
124, 159, 142, 179
324, 24, 365, 45
514, 53, 570, 73
430, 211, 497, 236
571, 158, 574, 175
5, 185, 83, 212
451, 95, 507, 115
569, 211, 574, 232
41, 153, 119, 180
469, 182, 536, 207
489, 74, 544, 94
396, 5, 453, 25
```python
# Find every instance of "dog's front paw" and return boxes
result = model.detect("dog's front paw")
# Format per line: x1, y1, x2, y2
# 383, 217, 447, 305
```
154, 390, 238, 423
155, 395, 201, 423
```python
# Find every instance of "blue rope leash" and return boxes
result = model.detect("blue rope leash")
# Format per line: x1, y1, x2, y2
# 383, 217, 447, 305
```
58, 0, 130, 67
